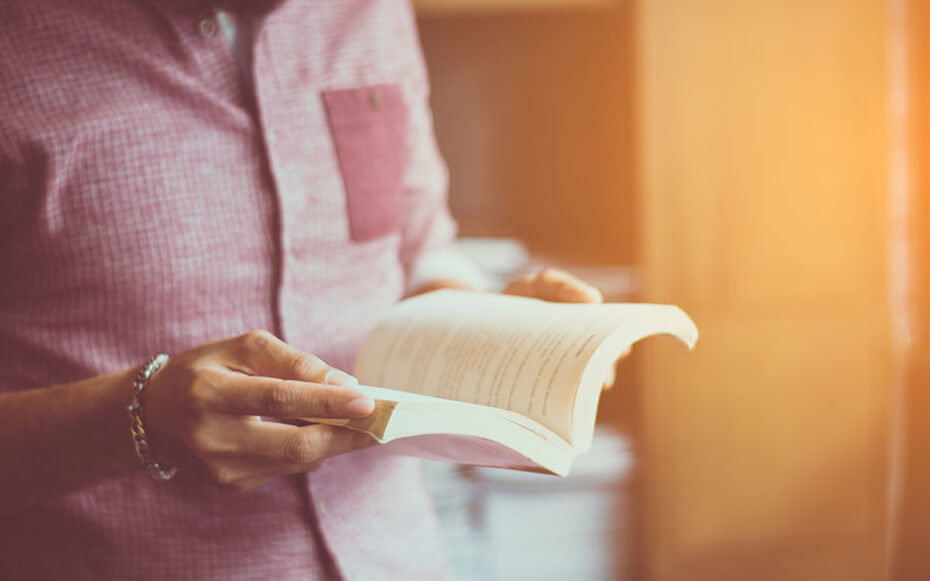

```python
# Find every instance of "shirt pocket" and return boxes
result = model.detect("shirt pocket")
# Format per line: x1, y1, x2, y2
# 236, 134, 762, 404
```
322, 83, 409, 242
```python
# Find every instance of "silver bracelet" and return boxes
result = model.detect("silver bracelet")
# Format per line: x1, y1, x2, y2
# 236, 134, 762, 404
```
127, 353, 177, 481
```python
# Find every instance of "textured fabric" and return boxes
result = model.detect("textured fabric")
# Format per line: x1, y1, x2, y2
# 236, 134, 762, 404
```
0, 0, 454, 578
322, 84, 409, 242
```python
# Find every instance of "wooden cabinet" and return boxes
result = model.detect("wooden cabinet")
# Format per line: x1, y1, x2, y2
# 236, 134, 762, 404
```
418, 5, 637, 266
636, 1, 893, 579
890, 1, 930, 579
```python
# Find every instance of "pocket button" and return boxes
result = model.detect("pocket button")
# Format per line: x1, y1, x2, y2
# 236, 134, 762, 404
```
198, 18, 217, 38
368, 89, 383, 111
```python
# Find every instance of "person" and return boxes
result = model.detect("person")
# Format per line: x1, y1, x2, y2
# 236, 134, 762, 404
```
0, 0, 605, 578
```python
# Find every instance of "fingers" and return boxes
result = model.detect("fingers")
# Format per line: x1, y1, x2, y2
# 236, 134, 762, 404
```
602, 363, 617, 391
226, 330, 358, 387
196, 373, 374, 419
534, 269, 603, 303
201, 423, 373, 490
237, 421, 375, 470
504, 268, 603, 303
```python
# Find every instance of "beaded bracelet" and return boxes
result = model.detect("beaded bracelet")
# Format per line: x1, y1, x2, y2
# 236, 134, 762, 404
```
127, 353, 177, 481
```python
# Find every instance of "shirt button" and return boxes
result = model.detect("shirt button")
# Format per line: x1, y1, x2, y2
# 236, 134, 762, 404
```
198, 18, 217, 38
316, 500, 327, 515
285, 251, 296, 269
266, 129, 278, 146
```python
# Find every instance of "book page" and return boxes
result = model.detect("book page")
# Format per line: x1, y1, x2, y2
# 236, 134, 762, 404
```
305, 383, 575, 474
354, 290, 697, 441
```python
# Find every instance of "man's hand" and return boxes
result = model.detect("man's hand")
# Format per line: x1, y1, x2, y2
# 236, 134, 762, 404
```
502, 267, 603, 304
144, 330, 375, 491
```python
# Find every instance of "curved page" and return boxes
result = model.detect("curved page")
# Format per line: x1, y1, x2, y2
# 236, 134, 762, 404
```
355, 290, 698, 442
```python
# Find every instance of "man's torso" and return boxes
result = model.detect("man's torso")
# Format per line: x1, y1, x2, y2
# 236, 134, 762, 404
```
0, 0, 451, 578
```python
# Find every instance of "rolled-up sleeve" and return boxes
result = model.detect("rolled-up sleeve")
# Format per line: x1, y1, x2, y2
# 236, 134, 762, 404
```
396, 3, 458, 273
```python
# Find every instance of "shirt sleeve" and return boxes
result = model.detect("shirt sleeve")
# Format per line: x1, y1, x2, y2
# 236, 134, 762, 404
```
406, 245, 492, 293
395, 2, 459, 278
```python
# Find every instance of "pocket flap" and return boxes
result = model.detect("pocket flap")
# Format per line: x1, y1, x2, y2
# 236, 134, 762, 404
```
322, 84, 407, 129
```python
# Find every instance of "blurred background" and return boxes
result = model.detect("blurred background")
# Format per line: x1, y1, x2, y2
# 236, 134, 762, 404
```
409, 0, 930, 580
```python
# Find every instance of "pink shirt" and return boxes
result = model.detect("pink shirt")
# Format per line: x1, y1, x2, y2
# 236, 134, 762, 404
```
0, 0, 454, 578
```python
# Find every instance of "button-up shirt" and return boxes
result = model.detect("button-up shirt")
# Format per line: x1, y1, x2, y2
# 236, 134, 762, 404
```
0, 0, 456, 578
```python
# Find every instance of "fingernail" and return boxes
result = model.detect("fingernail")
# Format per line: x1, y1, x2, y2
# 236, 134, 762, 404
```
324, 369, 359, 388
347, 397, 375, 417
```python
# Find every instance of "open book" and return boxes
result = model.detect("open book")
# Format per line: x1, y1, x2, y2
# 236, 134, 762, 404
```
310, 290, 697, 476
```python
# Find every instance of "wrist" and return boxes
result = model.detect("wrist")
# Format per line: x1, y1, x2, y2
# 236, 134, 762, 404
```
407, 278, 476, 297
0, 367, 145, 516
127, 354, 177, 480
99, 367, 149, 476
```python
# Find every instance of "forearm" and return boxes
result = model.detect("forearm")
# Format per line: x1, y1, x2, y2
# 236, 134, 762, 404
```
406, 277, 475, 297
0, 368, 140, 517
